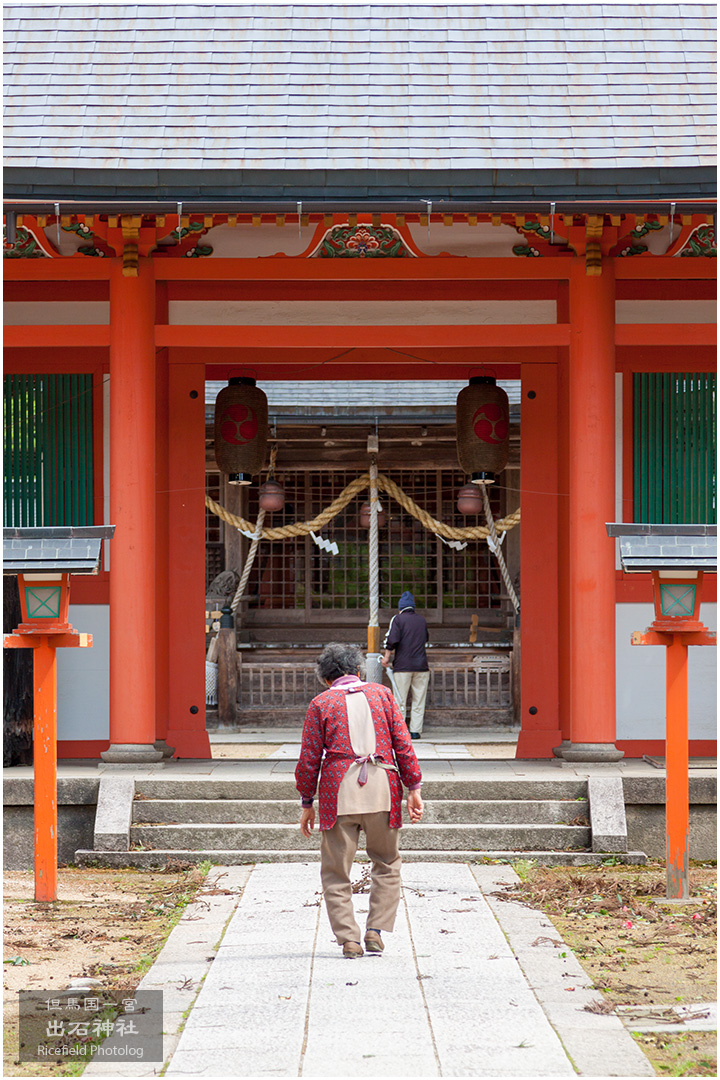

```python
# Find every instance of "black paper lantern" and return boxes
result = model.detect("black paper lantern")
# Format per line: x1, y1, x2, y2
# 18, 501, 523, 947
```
214, 377, 269, 485
456, 376, 509, 484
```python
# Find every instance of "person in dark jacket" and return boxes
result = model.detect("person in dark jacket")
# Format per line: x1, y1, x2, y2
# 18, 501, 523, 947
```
381, 590, 429, 739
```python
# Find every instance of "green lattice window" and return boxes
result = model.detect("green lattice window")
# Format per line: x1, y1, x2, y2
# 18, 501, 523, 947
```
633, 372, 716, 524
4, 374, 95, 527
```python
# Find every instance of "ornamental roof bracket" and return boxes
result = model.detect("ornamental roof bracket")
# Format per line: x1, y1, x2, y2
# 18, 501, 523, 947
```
121, 213, 142, 276
585, 214, 605, 276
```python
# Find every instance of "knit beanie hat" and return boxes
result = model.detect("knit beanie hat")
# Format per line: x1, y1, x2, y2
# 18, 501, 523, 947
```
398, 590, 415, 610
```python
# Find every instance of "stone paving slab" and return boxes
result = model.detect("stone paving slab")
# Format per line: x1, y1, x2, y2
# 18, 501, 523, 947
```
400, 863, 575, 1077
167, 863, 318, 1077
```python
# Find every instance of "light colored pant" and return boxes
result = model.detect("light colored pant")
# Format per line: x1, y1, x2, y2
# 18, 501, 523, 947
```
392, 670, 430, 734
320, 812, 402, 944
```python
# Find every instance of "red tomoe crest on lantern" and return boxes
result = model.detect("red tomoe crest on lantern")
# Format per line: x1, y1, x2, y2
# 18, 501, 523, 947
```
214, 377, 269, 485
473, 403, 508, 445
456, 376, 509, 484
220, 403, 259, 446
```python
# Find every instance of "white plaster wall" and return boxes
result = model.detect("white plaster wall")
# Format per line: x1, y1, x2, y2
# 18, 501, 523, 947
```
616, 602, 717, 740
57, 605, 109, 741
406, 221, 523, 257
202, 222, 316, 257
615, 300, 716, 324
4, 302, 109, 324
168, 299, 557, 325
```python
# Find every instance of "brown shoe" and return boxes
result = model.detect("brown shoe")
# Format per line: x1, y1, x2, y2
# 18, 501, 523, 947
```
342, 941, 364, 958
364, 930, 384, 954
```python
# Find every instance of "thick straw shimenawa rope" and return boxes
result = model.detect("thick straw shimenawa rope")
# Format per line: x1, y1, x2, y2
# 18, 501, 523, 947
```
205, 472, 520, 542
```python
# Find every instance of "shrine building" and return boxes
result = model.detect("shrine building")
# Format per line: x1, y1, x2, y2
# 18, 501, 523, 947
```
3, 4, 717, 763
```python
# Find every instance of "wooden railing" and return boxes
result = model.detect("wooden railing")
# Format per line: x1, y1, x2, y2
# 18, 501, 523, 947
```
237, 654, 512, 715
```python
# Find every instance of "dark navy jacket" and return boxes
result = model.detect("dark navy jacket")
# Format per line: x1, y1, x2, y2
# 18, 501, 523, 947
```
384, 608, 429, 672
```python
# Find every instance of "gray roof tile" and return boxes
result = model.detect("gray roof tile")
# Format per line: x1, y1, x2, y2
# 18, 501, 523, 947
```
4, 4, 716, 170
206, 379, 522, 411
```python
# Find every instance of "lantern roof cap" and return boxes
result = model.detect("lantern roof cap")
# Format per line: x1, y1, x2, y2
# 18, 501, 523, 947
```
606, 523, 717, 573
3, 526, 115, 575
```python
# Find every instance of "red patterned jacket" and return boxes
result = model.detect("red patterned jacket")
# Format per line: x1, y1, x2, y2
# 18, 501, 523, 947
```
295, 679, 422, 830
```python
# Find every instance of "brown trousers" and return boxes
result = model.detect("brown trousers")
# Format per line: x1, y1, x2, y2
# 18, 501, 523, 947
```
320, 812, 402, 944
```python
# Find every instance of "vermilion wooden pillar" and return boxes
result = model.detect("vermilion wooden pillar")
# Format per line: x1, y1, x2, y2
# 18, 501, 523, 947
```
102, 260, 162, 763
563, 260, 623, 761
556, 288, 572, 754
166, 361, 212, 759
154, 344, 173, 757
515, 363, 561, 758
154, 275, 173, 757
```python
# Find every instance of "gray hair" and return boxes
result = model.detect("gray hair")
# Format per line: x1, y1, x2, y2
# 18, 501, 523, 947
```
316, 643, 366, 686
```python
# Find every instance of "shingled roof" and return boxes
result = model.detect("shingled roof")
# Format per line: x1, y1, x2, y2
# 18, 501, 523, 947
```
205, 379, 522, 416
4, 3, 717, 173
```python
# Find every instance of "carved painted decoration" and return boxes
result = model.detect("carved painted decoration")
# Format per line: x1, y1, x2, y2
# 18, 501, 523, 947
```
678, 224, 716, 258
3, 225, 51, 258
165, 220, 213, 258
617, 220, 664, 257
315, 224, 413, 258
61, 221, 111, 257
512, 220, 549, 256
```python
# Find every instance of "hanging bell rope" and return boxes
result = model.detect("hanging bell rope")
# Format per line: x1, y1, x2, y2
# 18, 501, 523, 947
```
481, 484, 520, 614
206, 472, 520, 543
229, 447, 276, 613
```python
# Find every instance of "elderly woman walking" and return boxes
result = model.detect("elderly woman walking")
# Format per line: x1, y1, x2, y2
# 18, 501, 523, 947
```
295, 642, 423, 958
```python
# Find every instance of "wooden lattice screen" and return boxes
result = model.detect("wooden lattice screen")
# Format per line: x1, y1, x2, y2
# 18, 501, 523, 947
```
238, 468, 504, 614
634, 372, 716, 524
3, 374, 94, 527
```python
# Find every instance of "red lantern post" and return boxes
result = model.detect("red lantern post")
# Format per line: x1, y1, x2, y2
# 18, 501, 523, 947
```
607, 524, 717, 900
3, 527, 114, 902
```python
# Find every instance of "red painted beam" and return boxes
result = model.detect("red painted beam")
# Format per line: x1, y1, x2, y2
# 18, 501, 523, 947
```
616, 279, 716, 301
615, 324, 716, 347
165, 279, 561, 302
615, 258, 717, 280
3, 260, 112, 280
4, 278, 712, 304
157, 324, 571, 349
156, 257, 573, 282
4, 281, 109, 302
4, 349, 109, 370
204, 361, 524, 380
615, 347, 717, 369
4, 255, 714, 285
4, 326, 110, 348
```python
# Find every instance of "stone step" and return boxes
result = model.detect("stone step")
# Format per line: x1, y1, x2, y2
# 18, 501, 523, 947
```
132, 798, 590, 826
129, 822, 591, 852
77, 848, 649, 868
133, 778, 588, 802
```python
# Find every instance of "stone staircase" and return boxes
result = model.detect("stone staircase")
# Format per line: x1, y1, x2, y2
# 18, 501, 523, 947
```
76, 776, 648, 867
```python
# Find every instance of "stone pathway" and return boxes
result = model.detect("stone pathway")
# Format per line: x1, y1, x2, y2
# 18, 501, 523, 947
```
80, 860, 658, 1077
156, 862, 652, 1078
